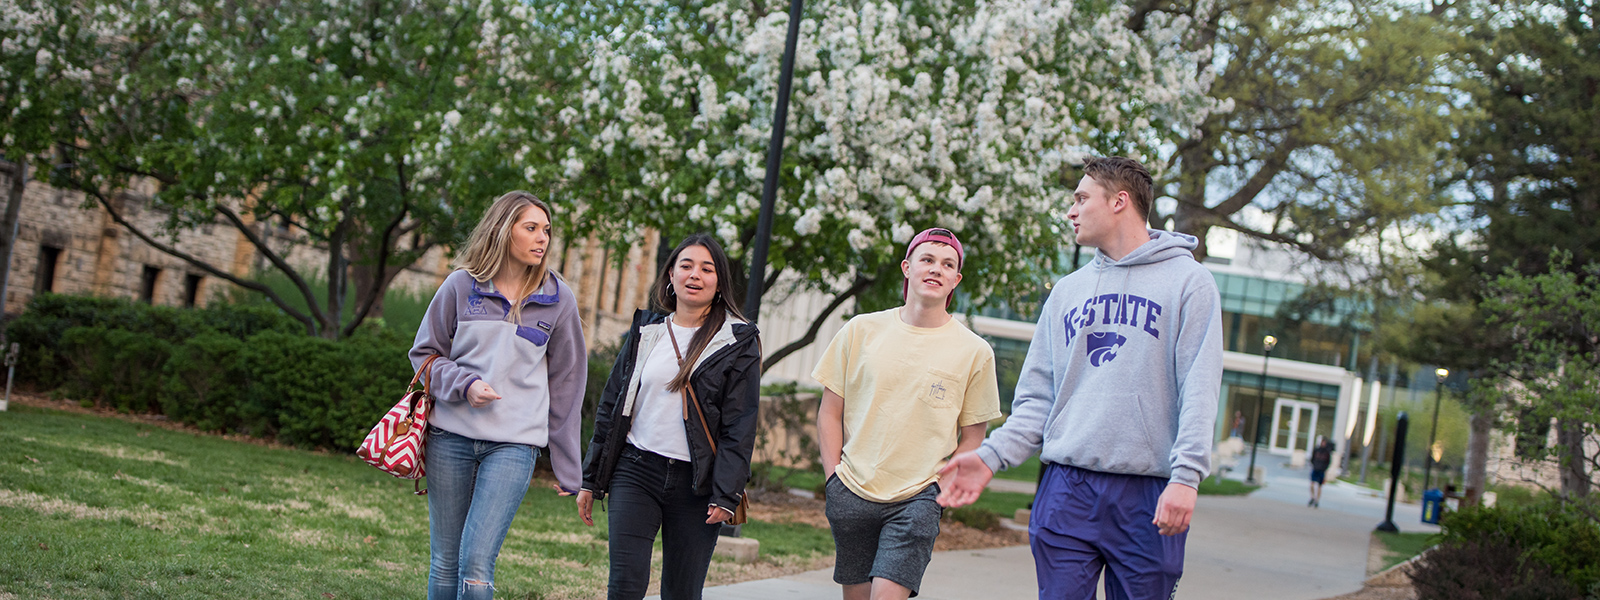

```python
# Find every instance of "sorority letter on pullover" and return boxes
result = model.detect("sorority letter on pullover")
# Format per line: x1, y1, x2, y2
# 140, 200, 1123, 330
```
977, 229, 1223, 488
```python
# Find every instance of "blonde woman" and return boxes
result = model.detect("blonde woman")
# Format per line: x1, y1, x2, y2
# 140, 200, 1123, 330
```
411, 191, 588, 600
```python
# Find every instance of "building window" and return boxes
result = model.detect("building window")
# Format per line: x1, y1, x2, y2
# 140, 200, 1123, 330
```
139, 265, 161, 303
35, 245, 62, 294
183, 273, 203, 307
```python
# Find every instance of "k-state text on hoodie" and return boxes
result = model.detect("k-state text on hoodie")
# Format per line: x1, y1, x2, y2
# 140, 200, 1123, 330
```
977, 229, 1223, 488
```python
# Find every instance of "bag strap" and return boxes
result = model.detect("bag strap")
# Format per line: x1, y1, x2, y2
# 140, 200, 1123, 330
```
668, 322, 746, 514
411, 355, 443, 416
411, 355, 442, 392
666, 322, 717, 453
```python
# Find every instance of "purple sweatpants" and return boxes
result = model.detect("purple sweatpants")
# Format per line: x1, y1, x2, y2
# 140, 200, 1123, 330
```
1029, 463, 1186, 600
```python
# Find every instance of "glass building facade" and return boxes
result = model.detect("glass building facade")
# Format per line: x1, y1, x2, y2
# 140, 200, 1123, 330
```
971, 243, 1371, 461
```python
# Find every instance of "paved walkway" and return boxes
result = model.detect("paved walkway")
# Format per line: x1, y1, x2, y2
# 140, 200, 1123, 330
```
658, 449, 1438, 600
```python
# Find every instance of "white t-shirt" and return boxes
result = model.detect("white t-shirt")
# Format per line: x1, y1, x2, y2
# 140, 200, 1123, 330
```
627, 320, 699, 461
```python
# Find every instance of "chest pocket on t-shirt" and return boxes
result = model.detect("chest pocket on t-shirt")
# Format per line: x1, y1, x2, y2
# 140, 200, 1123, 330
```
917, 368, 962, 410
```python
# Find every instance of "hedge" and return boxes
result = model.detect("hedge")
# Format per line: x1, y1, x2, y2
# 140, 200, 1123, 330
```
1409, 498, 1600, 599
5, 294, 411, 451
7, 292, 303, 390
6, 293, 617, 455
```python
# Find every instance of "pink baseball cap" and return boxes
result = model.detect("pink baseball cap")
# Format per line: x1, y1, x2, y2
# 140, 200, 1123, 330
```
902, 227, 964, 307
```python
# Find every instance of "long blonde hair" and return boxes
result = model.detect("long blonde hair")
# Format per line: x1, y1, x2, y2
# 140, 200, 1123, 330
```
455, 191, 554, 324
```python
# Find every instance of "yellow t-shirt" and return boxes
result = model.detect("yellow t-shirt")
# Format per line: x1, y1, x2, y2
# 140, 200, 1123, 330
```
812, 308, 1003, 503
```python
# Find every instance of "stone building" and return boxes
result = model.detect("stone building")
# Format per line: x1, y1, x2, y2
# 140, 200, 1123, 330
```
0, 163, 839, 372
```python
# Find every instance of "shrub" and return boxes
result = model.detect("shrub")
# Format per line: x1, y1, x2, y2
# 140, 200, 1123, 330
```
5, 294, 300, 389
252, 331, 413, 451
58, 326, 173, 413
1410, 541, 1584, 600
6, 293, 410, 453
1409, 499, 1600, 600
163, 332, 261, 435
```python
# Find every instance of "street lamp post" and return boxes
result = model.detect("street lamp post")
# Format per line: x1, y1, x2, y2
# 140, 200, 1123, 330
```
1246, 335, 1277, 484
740, 0, 805, 323
1376, 412, 1410, 533
1422, 368, 1449, 493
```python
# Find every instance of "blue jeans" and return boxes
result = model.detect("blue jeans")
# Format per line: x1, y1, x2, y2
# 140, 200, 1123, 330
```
427, 426, 538, 600
606, 444, 722, 600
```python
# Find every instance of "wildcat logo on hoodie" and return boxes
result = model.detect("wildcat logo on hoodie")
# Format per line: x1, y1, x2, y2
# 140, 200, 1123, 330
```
1063, 293, 1164, 367
1086, 332, 1128, 366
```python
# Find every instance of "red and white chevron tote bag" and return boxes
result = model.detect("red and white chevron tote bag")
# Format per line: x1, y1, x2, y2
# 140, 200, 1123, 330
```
358, 355, 441, 495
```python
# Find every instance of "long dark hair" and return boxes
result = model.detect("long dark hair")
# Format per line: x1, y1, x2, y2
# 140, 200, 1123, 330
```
650, 233, 746, 392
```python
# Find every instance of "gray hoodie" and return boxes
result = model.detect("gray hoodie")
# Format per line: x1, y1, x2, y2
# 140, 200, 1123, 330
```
977, 229, 1223, 488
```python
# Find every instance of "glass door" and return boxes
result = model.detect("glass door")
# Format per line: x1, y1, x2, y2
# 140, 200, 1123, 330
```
1269, 399, 1319, 456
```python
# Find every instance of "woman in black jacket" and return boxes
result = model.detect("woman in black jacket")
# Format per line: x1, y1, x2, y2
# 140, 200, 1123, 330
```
576, 233, 762, 600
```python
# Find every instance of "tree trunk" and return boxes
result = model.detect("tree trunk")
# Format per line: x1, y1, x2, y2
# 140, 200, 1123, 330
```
1557, 418, 1591, 497
1462, 409, 1492, 507
323, 221, 349, 340
0, 159, 26, 316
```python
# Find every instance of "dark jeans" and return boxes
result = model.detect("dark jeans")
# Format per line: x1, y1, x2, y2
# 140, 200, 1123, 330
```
606, 444, 722, 600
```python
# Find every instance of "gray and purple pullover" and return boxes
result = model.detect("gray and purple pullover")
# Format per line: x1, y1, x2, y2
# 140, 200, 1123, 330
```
409, 269, 588, 493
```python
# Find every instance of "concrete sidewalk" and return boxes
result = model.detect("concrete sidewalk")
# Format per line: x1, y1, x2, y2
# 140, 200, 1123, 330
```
662, 452, 1437, 600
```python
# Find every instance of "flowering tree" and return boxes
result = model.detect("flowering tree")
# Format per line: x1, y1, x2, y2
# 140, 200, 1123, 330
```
0, 0, 574, 338
558, 0, 1222, 366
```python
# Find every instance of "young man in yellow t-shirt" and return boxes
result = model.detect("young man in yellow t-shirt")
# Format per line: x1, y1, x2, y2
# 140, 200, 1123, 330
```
812, 228, 1002, 600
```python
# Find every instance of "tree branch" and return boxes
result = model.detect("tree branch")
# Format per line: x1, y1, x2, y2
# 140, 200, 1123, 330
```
1208, 139, 1300, 217
761, 275, 874, 371
213, 203, 330, 329
81, 184, 318, 332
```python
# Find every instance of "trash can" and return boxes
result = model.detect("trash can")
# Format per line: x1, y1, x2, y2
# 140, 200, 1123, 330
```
1421, 488, 1444, 524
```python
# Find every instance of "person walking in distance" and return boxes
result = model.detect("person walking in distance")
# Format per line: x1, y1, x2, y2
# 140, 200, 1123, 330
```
938, 157, 1224, 600
1309, 436, 1335, 508
411, 191, 588, 600
577, 234, 762, 600
813, 227, 1002, 600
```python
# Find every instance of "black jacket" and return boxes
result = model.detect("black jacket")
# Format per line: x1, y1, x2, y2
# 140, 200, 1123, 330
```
580, 310, 762, 512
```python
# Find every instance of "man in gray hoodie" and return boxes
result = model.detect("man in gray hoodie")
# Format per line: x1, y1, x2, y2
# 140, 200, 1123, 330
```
938, 156, 1223, 599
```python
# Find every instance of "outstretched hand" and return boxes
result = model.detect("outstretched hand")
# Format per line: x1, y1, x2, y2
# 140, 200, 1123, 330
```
576, 490, 595, 527
1153, 483, 1196, 536
935, 451, 994, 508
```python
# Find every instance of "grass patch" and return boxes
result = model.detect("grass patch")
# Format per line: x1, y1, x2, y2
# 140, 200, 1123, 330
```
752, 463, 826, 494
0, 404, 829, 598
1198, 478, 1259, 496
1374, 531, 1436, 571
992, 455, 1041, 482
1487, 483, 1548, 508
970, 490, 1034, 517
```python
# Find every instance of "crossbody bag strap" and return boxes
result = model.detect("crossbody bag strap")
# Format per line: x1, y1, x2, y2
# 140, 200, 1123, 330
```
666, 322, 718, 452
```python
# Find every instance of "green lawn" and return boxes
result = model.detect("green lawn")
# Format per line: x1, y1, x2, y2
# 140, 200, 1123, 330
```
993, 455, 1042, 482
970, 490, 1035, 517
1374, 531, 1436, 571
0, 404, 828, 599
1198, 477, 1260, 496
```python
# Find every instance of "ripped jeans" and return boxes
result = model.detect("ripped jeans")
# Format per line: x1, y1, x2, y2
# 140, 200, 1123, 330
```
427, 426, 538, 600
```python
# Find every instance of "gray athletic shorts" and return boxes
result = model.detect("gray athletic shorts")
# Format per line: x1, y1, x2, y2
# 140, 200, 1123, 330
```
825, 474, 943, 596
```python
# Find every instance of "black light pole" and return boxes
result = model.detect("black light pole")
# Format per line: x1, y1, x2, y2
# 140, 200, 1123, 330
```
741, 0, 804, 323
1377, 412, 1410, 533
1246, 335, 1277, 484
1421, 368, 1449, 493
